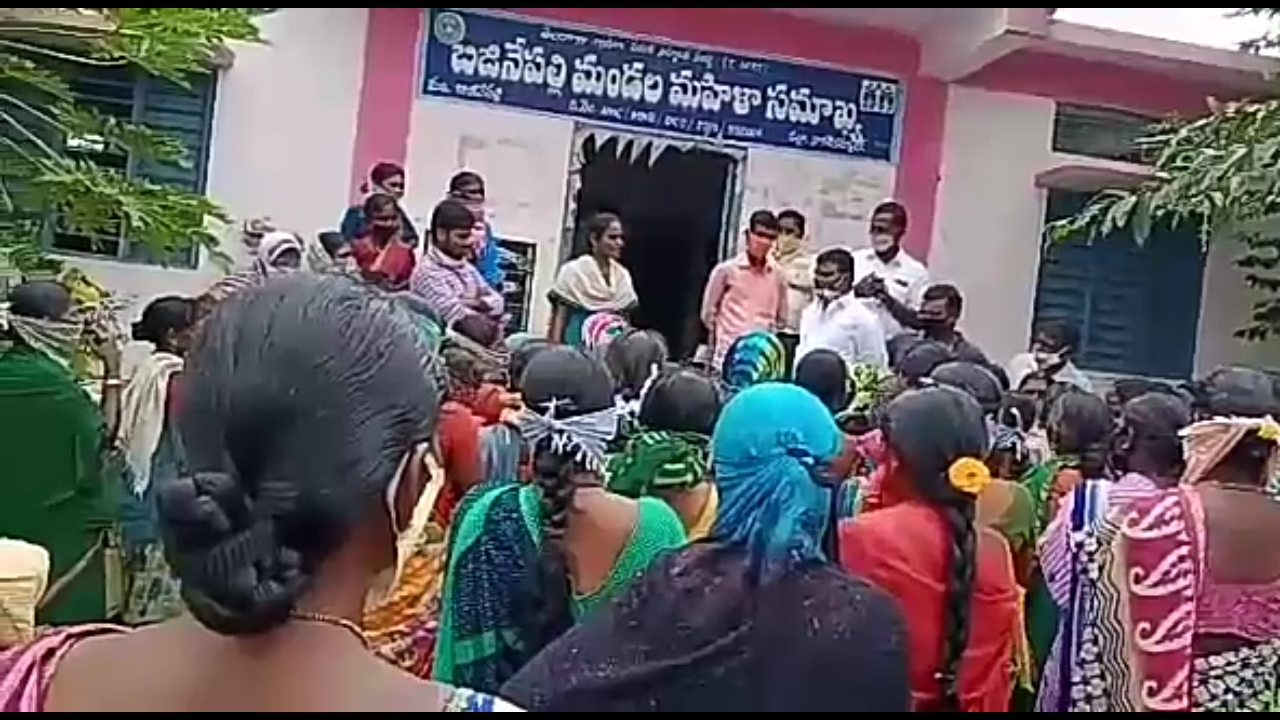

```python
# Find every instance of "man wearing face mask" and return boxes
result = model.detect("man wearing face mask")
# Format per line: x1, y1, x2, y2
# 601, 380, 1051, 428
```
852, 201, 929, 336
700, 209, 788, 366
1007, 319, 1093, 393
915, 283, 990, 365
774, 209, 815, 370
796, 248, 888, 369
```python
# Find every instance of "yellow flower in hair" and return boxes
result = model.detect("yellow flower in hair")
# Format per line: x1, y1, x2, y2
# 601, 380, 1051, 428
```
947, 457, 992, 496
1258, 417, 1280, 443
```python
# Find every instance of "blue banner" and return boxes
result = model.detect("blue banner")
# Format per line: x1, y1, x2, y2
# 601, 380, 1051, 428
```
422, 9, 902, 162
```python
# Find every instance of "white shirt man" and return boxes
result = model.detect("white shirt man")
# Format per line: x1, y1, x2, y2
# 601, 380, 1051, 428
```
852, 247, 928, 337
852, 201, 929, 336
796, 248, 889, 368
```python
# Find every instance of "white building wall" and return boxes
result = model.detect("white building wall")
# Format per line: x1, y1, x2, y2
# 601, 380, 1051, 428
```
738, 148, 896, 255
1196, 246, 1280, 371
930, 85, 1280, 374
64, 18, 1278, 375
64, 8, 370, 319
928, 87, 1054, 367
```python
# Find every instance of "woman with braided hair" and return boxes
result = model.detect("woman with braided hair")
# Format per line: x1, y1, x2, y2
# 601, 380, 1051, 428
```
0, 274, 521, 711
1059, 388, 1280, 711
839, 386, 1020, 711
1032, 391, 1189, 711
929, 361, 1036, 580
434, 346, 686, 694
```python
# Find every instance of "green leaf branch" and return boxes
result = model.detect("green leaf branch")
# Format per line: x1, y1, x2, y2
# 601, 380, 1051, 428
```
1047, 9, 1280, 341
0, 8, 269, 273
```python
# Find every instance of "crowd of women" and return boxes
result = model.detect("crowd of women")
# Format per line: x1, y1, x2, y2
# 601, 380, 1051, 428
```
2, 163, 1280, 711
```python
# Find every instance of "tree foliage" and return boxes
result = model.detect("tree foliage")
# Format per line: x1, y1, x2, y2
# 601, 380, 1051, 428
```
1047, 8, 1280, 341
0, 8, 268, 272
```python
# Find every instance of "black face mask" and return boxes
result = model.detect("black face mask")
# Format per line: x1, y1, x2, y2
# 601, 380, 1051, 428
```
918, 317, 951, 337
813, 271, 848, 296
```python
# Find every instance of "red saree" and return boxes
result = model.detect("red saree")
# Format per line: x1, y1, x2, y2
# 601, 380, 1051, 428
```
351, 235, 415, 290
435, 400, 484, 526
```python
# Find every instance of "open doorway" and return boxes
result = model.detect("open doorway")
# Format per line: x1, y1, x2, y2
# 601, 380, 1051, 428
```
569, 133, 736, 359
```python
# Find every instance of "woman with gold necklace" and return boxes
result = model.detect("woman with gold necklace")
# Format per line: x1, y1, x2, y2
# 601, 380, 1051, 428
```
0, 275, 522, 712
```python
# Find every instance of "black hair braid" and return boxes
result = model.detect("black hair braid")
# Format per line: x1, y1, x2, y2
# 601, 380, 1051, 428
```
879, 385, 987, 710
156, 471, 308, 635
936, 498, 978, 711
526, 442, 579, 654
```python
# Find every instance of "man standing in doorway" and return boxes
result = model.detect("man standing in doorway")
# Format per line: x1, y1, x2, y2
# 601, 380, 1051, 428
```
796, 247, 888, 368
853, 201, 929, 335
774, 209, 814, 370
700, 209, 788, 366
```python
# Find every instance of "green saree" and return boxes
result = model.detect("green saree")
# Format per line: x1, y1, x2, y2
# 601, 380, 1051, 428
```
1018, 456, 1073, 709
0, 345, 114, 624
434, 483, 685, 693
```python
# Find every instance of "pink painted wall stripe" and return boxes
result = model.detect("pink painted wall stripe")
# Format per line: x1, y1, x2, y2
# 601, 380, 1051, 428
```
348, 7, 423, 201
895, 77, 948, 260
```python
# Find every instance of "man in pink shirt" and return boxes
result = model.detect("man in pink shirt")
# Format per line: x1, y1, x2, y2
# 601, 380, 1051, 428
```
700, 209, 788, 365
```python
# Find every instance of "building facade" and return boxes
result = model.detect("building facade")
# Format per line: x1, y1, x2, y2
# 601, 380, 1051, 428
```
65, 8, 1280, 378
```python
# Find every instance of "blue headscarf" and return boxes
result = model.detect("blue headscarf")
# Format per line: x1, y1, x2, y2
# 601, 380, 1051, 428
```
710, 382, 842, 570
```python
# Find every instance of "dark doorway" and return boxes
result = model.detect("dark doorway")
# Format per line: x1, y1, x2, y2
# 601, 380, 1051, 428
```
571, 135, 734, 359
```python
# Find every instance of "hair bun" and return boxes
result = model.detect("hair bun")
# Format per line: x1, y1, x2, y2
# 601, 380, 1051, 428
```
157, 471, 252, 549
157, 471, 311, 636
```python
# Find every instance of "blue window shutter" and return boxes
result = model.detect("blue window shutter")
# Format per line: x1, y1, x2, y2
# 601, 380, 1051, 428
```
50, 68, 216, 267
128, 73, 217, 265
48, 66, 137, 257
1035, 190, 1204, 379
134, 73, 216, 193
1137, 223, 1204, 377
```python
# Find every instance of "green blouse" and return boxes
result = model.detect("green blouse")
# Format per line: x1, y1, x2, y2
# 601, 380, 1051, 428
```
515, 484, 686, 616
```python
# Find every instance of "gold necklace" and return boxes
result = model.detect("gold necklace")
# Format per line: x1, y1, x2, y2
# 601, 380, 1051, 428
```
1206, 481, 1269, 495
288, 610, 370, 648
